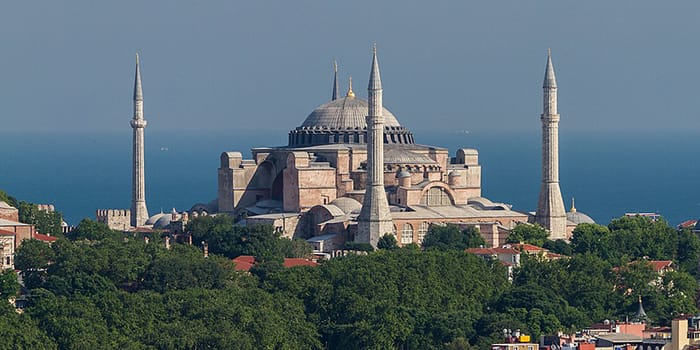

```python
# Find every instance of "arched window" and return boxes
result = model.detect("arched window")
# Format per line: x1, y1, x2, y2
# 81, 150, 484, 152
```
418, 222, 429, 243
420, 186, 453, 206
401, 223, 414, 244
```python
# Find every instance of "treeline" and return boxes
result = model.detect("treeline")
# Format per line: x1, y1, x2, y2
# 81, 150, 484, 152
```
1, 215, 698, 349
0, 190, 63, 236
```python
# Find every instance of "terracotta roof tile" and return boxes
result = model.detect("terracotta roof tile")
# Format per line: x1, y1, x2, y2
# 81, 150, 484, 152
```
34, 233, 57, 242
283, 258, 318, 268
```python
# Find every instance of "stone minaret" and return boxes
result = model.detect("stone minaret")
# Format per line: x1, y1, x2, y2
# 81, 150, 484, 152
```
536, 49, 567, 239
357, 45, 393, 247
130, 53, 149, 227
332, 60, 339, 101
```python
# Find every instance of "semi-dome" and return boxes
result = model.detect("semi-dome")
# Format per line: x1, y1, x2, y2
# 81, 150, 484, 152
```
301, 96, 402, 129
329, 197, 362, 214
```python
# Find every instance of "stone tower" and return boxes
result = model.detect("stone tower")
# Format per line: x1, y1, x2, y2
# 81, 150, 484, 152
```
131, 53, 149, 227
357, 45, 393, 247
535, 49, 567, 239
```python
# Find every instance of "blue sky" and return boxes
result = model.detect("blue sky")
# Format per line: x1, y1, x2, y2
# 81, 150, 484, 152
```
1, 1, 698, 133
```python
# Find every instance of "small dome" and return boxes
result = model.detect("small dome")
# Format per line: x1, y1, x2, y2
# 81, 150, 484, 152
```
396, 170, 411, 178
301, 96, 401, 129
567, 211, 595, 225
329, 197, 362, 215
146, 213, 167, 226
448, 171, 460, 177
153, 215, 173, 229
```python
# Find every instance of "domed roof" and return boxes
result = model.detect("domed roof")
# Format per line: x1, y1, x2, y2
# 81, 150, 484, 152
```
153, 215, 173, 229
384, 148, 437, 165
301, 96, 401, 129
146, 213, 167, 226
329, 197, 362, 214
567, 211, 595, 225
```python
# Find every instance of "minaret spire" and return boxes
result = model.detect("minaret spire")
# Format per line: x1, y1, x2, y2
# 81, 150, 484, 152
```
535, 49, 567, 239
332, 60, 339, 101
131, 53, 149, 227
357, 44, 393, 247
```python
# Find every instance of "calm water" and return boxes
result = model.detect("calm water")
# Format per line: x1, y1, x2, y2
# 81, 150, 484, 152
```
0, 129, 698, 227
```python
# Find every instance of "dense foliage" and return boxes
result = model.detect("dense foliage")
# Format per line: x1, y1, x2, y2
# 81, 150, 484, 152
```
422, 224, 486, 251
0, 190, 63, 236
2, 215, 698, 349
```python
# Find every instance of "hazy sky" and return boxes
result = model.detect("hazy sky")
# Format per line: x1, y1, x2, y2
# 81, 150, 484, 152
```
1, 1, 699, 133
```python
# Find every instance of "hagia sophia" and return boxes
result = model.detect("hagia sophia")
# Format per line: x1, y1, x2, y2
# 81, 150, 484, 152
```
96, 46, 596, 253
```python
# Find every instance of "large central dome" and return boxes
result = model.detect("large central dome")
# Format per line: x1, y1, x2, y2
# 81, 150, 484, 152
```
288, 94, 415, 147
301, 96, 402, 129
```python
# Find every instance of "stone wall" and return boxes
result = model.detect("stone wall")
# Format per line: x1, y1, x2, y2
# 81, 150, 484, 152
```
96, 209, 131, 231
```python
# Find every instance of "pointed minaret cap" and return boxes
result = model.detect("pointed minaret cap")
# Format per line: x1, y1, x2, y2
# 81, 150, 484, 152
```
544, 48, 557, 89
571, 198, 577, 213
635, 295, 648, 321
346, 77, 355, 98
332, 60, 339, 101
134, 53, 143, 101
368, 43, 382, 91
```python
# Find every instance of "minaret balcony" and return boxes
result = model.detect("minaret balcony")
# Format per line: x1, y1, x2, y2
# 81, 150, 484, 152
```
130, 119, 148, 128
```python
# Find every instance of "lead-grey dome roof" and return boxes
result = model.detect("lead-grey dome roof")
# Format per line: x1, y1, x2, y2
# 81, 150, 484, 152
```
567, 211, 595, 225
301, 96, 401, 129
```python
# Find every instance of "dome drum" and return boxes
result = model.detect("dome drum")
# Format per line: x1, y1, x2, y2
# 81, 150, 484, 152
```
288, 126, 414, 147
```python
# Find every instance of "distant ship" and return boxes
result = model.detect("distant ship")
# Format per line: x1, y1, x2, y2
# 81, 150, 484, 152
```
160, 147, 169, 152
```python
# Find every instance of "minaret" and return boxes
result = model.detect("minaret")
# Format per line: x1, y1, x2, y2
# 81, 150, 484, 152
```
536, 49, 567, 239
131, 53, 149, 227
332, 60, 339, 101
357, 45, 393, 247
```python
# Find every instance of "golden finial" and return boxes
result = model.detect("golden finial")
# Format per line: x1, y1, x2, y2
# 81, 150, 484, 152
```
346, 76, 355, 98
373, 43, 377, 55
136, 52, 140, 64
333, 60, 337, 73
571, 197, 576, 213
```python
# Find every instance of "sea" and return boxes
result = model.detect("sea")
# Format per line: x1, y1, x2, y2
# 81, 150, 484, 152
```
1, 129, 698, 227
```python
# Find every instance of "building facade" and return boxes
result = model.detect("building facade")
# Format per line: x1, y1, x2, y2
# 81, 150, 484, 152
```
216, 48, 530, 250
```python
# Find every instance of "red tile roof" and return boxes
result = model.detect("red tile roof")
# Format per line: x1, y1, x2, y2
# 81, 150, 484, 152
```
232, 255, 256, 271
231, 255, 319, 271
466, 247, 495, 255
678, 220, 697, 228
0, 229, 15, 236
34, 233, 57, 242
466, 247, 519, 255
283, 258, 319, 268
648, 260, 673, 272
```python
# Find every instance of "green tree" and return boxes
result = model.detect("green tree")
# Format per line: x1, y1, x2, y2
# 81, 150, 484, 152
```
506, 223, 549, 247
17, 201, 63, 236
0, 190, 17, 207
0, 269, 19, 299
68, 219, 120, 241
377, 234, 398, 250
543, 239, 573, 256
422, 224, 485, 251
570, 223, 610, 257
280, 238, 314, 258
